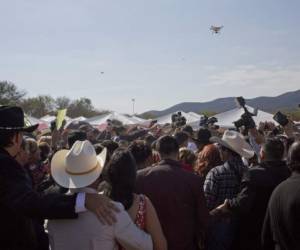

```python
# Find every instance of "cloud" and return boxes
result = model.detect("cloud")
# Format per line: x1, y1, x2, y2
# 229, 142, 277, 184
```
207, 65, 300, 94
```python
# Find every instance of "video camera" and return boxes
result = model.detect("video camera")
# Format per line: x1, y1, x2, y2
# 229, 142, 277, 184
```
171, 112, 187, 128
107, 119, 112, 127
271, 104, 300, 128
273, 111, 289, 127
233, 97, 257, 130
199, 115, 218, 129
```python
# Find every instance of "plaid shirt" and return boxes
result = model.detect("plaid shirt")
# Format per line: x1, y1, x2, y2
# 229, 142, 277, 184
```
204, 157, 247, 210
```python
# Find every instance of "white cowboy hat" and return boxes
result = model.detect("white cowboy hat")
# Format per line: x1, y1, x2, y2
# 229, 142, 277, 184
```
210, 130, 255, 159
51, 140, 107, 188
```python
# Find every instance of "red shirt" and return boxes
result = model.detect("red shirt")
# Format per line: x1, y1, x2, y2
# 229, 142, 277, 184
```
136, 159, 209, 250
181, 162, 194, 173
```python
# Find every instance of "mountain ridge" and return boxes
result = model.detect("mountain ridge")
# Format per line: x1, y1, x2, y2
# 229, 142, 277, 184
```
141, 89, 300, 117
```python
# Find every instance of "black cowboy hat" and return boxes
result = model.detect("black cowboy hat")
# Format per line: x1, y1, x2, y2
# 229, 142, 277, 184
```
0, 106, 38, 133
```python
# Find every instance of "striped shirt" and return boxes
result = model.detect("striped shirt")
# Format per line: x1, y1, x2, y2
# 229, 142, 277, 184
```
204, 157, 247, 210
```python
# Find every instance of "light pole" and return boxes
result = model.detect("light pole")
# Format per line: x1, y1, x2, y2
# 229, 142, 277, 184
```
131, 98, 135, 115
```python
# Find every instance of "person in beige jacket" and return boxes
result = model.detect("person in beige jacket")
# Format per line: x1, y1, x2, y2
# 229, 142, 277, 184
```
47, 140, 153, 250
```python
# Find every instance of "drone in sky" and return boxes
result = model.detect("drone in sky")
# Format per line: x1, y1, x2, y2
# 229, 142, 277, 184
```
210, 25, 224, 34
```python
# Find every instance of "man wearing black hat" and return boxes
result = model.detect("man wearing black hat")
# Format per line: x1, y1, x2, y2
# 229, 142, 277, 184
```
0, 106, 117, 250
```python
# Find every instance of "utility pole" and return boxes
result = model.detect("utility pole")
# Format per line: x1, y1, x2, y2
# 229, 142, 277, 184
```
131, 98, 135, 115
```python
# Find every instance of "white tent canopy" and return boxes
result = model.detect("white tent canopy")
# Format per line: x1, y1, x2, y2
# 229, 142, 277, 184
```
186, 112, 203, 129
40, 115, 56, 123
131, 116, 147, 123
26, 115, 49, 130
27, 115, 43, 125
188, 112, 202, 120
64, 116, 88, 129
156, 111, 202, 125
187, 120, 201, 130
71, 116, 87, 122
86, 112, 146, 126
214, 106, 277, 128
40, 115, 71, 124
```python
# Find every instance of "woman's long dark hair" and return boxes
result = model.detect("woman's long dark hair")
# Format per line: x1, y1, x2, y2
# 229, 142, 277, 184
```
102, 149, 137, 210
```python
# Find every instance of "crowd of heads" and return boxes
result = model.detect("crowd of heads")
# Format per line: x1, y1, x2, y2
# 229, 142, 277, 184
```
4, 106, 297, 197
1, 104, 300, 250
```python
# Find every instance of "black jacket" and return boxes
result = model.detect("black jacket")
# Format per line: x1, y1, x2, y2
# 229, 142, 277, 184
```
0, 148, 78, 250
228, 161, 290, 250
262, 172, 300, 250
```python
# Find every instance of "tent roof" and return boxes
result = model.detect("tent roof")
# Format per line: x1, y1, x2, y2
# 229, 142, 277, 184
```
86, 112, 145, 126
40, 115, 71, 123
131, 116, 146, 123
65, 116, 88, 129
27, 115, 49, 130
40, 115, 56, 123
156, 111, 202, 125
188, 112, 202, 119
72, 116, 87, 121
214, 106, 277, 128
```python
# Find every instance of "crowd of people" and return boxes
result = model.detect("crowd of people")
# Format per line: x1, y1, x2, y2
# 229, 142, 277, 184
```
1, 105, 300, 250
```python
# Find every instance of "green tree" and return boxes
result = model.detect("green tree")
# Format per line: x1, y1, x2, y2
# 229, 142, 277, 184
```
67, 97, 106, 118
55, 96, 71, 110
0, 81, 26, 105
21, 95, 55, 117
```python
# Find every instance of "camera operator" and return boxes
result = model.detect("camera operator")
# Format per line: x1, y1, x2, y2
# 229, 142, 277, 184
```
274, 112, 300, 140
231, 97, 265, 156
199, 115, 220, 137
171, 112, 187, 128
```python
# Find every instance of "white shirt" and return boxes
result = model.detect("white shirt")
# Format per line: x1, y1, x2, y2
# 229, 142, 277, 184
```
47, 188, 153, 250
187, 141, 198, 153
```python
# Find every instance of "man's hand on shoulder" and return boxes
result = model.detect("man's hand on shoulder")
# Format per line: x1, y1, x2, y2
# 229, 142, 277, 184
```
85, 193, 120, 225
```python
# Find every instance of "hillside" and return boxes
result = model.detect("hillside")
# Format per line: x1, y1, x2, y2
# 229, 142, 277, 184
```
141, 89, 300, 117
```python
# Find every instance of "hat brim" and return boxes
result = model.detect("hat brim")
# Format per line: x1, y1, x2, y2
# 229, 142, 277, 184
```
0, 124, 39, 133
22, 124, 39, 133
210, 136, 255, 159
51, 147, 107, 189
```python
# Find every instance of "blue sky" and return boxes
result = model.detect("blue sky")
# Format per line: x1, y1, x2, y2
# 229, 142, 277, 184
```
1, 0, 299, 113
